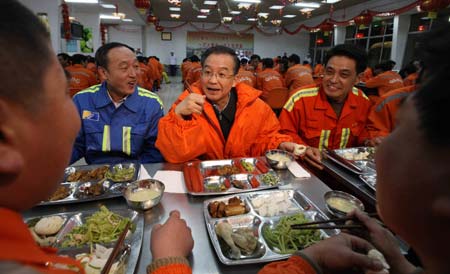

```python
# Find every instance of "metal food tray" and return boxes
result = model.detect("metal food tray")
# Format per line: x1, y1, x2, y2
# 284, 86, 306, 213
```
24, 208, 144, 274
203, 189, 339, 265
39, 163, 140, 206
333, 147, 376, 161
183, 158, 284, 196
325, 147, 376, 174
360, 173, 377, 191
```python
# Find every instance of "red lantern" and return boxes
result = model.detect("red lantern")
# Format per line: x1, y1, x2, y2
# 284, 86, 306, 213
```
135, 0, 150, 9
354, 11, 373, 26
155, 25, 164, 32
316, 38, 324, 45
356, 32, 365, 38
147, 15, 158, 24
420, 0, 450, 11
320, 22, 334, 32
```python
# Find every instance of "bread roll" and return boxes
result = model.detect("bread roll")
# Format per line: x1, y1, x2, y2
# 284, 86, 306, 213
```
34, 216, 64, 236
293, 144, 307, 156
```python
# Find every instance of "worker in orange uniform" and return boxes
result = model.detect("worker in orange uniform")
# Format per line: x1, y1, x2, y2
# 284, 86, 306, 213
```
365, 61, 404, 101
255, 58, 285, 100
402, 63, 419, 87
66, 54, 97, 97
249, 54, 262, 74
137, 56, 153, 91
181, 57, 192, 83
302, 60, 313, 73
149, 56, 162, 90
360, 66, 373, 82
235, 58, 256, 87
284, 54, 315, 92
279, 44, 372, 169
312, 62, 324, 85
156, 46, 296, 164
185, 55, 201, 86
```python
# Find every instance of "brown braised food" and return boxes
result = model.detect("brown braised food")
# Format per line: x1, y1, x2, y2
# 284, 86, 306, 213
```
67, 166, 109, 182
209, 197, 247, 218
47, 186, 71, 201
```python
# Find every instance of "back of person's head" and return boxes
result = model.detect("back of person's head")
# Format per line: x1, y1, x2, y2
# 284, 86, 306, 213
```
279, 58, 289, 73
302, 60, 310, 65
86, 55, 95, 63
201, 46, 239, 75
0, 0, 53, 110
240, 58, 249, 66
57, 53, 71, 66
182, 57, 188, 62
288, 54, 300, 64
403, 63, 417, 75
71, 54, 86, 65
190, 55, 200, 62
325, 44, 368, 74
262, 58, 274, 69
137, 56, 147, 63
95, 42, 134, 70
250, 54, 261, 62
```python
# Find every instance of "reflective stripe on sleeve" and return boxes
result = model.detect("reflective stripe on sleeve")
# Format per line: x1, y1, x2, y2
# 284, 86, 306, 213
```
319, 130, 331, 151
340, 128, 350, 148
102, 125, 111, 152
122, 126, 132, 156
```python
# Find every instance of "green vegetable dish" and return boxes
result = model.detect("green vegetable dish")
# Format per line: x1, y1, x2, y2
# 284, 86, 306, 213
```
262, 213, 322, 254
241, 161, 255, 172
105, 166, 136, 182
260, 173, 279, 186
61, 206, 134, 248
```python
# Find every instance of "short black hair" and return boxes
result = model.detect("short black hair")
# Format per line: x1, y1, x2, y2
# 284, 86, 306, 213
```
0, 0, 52, 109
95, 42, 134, 69
325, 44, 368, 74
250, 54, 261, 61
201, 46, 239, 75
57, 53, 71, 62
71, 54, 86, 65
288, 54, 300, 64
190, 55, 200, 62
413, 22, 450, 146
262, 58, 274, 69
240, 58, 248, 65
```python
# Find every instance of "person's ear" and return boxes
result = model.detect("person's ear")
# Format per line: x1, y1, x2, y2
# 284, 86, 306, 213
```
431, 196, 450, 219
0, 100, 24, 179
98, 66, 108, 81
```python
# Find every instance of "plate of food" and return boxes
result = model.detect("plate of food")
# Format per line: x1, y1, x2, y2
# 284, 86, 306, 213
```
183, 158, 285, 196
324, 147, 376, 174
204, 190, 338, 265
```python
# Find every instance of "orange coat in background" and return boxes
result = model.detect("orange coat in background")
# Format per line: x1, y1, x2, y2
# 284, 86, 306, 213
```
361, 67, 374, 82
403, 72, 418, 87
279, 85, 372, 150
367, 85, 416, 139
85, 62, 99, 83
149, 58, 162, 87
235, 67, 256, 87
365, 70, 404, 97
155, 82, 292, 163
185, 62, 202, 85
256, 68, 285, 100
137, 62, 153, 90
284, 64, 315, 92
147, 60, 160, 87
181, 60, 192, 82
302, 64, 312, 73
313, 64, 324, 77
66, 64, 97, 97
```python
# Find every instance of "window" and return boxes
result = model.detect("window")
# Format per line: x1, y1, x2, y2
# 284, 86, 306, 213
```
309, 31, 334, 66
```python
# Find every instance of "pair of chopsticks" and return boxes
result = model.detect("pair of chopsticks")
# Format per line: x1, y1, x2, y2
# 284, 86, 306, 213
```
291, 213, 378, 230
100, 222, 130, 274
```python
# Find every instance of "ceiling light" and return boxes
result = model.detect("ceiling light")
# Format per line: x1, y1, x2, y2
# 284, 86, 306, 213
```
294, 2, 321, 8
170, 14, 181, 18
197, 15, 207, 18
122, 18, 133, 22
300, 8, 314, 12
258, 12, 269, 17
238, 3, 251, 9
200, 9, 210, 13
101, 4, 115, 9
65, 0, 98, 3
169, 7, 181, 11
234, 0, 261, 3
321, 0, 341, 3
223, 16, 232, 21
283, 14, 297, 18
230, 10, 241, 14
247, 18, 257, 21
100, 14, 120, 20
69, 16, 76, 20
112, 12, 125, 19
269, 5, 284, 10
204, 0, 217, 4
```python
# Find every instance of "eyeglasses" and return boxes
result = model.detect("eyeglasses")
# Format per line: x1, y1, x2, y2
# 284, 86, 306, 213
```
201, 70, 235, 80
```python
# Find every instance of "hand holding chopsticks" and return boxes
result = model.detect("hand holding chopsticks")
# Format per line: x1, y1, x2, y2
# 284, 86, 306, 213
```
101, 221, 130, 274
291, 213, 378, 230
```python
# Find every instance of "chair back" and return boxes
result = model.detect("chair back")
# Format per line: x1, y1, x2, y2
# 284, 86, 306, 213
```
265, 87, 289, 109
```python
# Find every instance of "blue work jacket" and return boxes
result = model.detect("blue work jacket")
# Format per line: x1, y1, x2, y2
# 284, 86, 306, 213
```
70, 82, 164, 164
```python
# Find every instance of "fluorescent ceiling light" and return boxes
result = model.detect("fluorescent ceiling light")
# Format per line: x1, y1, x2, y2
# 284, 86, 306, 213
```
223, 16, 232, 21
300, 8, 314, 12
122, 18, 133, 22
100, 14, 120, 20
65, 0, 98, 3
270, 5, 284, 10
234, 0, 261, 3
258, 12, 269, 17
200, 9, 210, 13
283, 14, 297, 18
197, 15, 207, 18
230, 11, 241, 14
170, 14, 181, 18
169, 7, 181, 11
238, 3, 251, 8
101, 4, 115, 9
204, 0, 217, 4
322, 0, 341, 3
247, 18, 257, 21
294, 2, 321, 8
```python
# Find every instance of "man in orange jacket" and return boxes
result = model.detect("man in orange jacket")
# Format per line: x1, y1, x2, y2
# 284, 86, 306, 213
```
285, 54, 315, 92
256, 58, 285, 100
66, 54, 97, 97
365, 61, 404, 102
156, 46, 297, 163
235, 58, 256, 87
279, 44, 372, 169
185, 55, 201, 86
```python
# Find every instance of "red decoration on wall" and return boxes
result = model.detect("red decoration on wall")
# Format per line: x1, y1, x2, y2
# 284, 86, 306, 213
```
320, 21, 334, 32
353, 10, 373, 26
61, 1, 71, 40
420, 0, 450, 11
147, 15, 158, 24
155, 25, 164, 32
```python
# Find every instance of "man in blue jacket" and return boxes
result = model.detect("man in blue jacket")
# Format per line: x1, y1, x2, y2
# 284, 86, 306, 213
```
70, 42, 164, 164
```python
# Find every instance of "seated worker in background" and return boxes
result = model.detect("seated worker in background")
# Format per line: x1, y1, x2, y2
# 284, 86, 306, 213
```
235, 58, 256, 87
365, 61, 404, 102
70, 42, 164, 165
185, 55, 202, 86
402, 63, 419, 87
156, 46, 298, 164
0, 2, 193, 273
279, 44, 372, 170
57, 52, 71, 68
249, 54, 262, 74
66, 53, 97, 97
255, 58, 285, 101
284, 54, 315, 93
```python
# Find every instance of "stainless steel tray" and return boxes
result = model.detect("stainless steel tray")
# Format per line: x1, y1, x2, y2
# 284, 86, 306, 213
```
360, 173, 377, 191
184, 158, 285, 196
24, 207, 143, 274
333, 147, 376, 161
203, 189, 338, 265
39, 163, 140, 206
325, 147, 376, 175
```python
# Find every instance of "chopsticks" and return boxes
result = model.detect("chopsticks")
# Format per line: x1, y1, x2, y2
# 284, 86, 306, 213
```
101, 221, 130, 274
291, 213, 378, 230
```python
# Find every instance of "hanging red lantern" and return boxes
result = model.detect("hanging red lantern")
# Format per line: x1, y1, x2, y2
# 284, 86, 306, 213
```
320, 21, 334, 32
135, 0, 150, 9
147, 15, 158, 24
420, 0, 450, 11
353, 10, 373, 26
155, 25, 164, 32
316, 38, 324, 45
